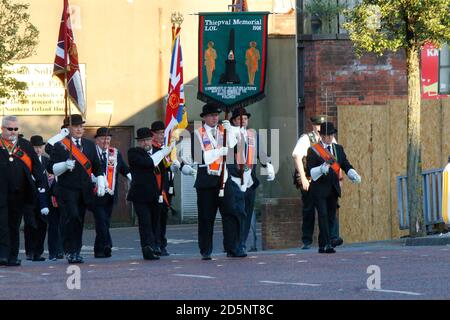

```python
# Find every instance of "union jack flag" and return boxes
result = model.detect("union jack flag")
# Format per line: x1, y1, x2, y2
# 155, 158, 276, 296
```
53, 0, 85, 115
164, 25, 187, 146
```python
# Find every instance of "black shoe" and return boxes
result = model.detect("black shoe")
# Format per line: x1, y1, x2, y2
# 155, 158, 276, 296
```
331, 238, 344, 248
302, 244, 311, 250
325, 247, 336, 254
67, 254, 77, 264
227, 251, 247, 258
153, 248, 162, 256
201, 254, 211, 260
318, 247, 326, 254
142, 246, 159, 260
75, 254, 84, 263
104, 246, 112, 258
32, 255, 46, 262
0, 258, 8, 266
7, 259, 21, 266
57, 253, 65, 259
49, 255, 57, 261
248, 247, 257, 252
94, 252, 107, 258
26, 254, 33, 261
160, 248, 170, 256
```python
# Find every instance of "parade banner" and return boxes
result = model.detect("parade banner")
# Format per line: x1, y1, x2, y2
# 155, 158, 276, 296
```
198, 12, 269, 111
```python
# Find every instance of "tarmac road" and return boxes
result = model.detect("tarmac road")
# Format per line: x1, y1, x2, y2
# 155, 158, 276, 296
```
1, 223, 449, 300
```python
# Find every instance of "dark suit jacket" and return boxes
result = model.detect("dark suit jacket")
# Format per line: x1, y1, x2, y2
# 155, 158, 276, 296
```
95, 147, 130, 205
47, 137, 101, 205
127, 147, 159, 203
0, 138, 46, 205
306, 143, 353, 198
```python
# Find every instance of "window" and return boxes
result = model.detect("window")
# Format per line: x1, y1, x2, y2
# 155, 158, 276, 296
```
439, 44, 450, 94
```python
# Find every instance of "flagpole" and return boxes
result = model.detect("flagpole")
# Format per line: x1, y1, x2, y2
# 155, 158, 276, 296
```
63, 0, 73, 159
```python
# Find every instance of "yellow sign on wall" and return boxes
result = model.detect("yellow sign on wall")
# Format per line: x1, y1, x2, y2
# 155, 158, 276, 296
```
0, 63, 86, 115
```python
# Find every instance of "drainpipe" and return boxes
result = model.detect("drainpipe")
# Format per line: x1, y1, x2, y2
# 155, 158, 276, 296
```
296, 0, 305, 137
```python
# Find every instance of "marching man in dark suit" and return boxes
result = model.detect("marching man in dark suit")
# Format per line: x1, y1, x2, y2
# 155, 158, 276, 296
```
92, 127, 131, 258
47, 114, 105, 264
127, 127, 173, 260
0, 116, 48, 266
193, 103, 242, 260
24, 135, 51, 262
306, 122, 361, 254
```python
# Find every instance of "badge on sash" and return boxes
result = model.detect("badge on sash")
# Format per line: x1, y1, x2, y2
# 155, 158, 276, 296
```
158, 195, 164, 203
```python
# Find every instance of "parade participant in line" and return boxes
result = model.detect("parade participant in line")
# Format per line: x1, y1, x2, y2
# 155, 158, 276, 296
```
0, 116, 47, 267
127, 127, 173, 260
306, 122, 361, 254
92, 127, 131, 258
47, 114, 105, 264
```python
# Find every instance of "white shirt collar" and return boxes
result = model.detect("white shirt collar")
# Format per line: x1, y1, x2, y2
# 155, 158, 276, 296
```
72, 137, 81, 144
204, 123, 217, 132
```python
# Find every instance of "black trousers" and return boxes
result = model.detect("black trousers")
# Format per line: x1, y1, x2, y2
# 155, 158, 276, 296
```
57, 188, 87, 255
239, 187, 256, 251
0, 193, 31, 261
24, 208, 48, 257
301, 188, 315, 245
312, 192, 338, 248
47, 205, 63, 257
157, 204, 169, 250
133, 201, 160, 250
196, 180, 239, 256
93, 195, 114, 254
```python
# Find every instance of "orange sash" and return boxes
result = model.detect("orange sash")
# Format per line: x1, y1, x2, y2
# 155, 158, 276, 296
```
197, 125, 225, 175
61, 138, 92, 176
1, 139, 32, 172
311, 143, 341, 176
104, 148, 118, 193
236, 129, 256, 167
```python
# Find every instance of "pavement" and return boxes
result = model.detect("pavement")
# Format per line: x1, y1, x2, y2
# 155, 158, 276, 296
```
1, 223, 450, 300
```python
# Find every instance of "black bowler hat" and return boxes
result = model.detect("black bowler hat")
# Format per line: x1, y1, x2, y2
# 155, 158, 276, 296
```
311, 115, 327, 125
319, 122, 337, 135
95, 127, 112, 138
135, 127, 152, 140
30, 135, 45, 146
200, 103, 222, 117
63, 114, 85, 127
230, 107, 251, 122
150, 121, 165, 132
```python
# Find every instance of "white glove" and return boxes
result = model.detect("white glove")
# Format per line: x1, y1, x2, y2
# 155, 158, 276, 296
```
41, 207, 49, 216
96, 175, 106, 197
320, 162, 330, 175
219, 146, 228, 156
266, 163, 275, 181
170, 160, 181, 173
347, 169, 361, 184
222, 120, 232, 131
47, 128, 69, 146
52, 160, 75, 176
151, 150, 167, 166
181, 164, 197, 176
91, 173, 98, 184
126, 173, 132, 182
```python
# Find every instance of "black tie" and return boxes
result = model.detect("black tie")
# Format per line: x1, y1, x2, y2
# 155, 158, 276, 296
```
327, 145, 331, 153
76, 139, 81, 150
101, 151, 107, 173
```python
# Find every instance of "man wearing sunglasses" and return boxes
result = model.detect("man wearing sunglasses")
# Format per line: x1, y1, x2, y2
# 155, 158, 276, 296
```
0, 116, 48, 267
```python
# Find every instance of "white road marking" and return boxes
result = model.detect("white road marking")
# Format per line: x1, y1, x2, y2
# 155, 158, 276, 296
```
129, 262, 140, 265
297, 260, 308, 263
174, 266, 183, 269
89, 264, 96, 267
286, 254, 296, 257
167, 239, 197, 244
216, 265, 224, 267
171, 260, 180, 263
380, 256, 388, 259
248, 256, 257, 259
365, 289, 422, 296
257, 262, 267, 265
128, 268, 137, 271
88, 270, 95, 273
260, 280, 321, 287
41, 273, 51, 276
173, 274, 216, 279
48, 266, 55, 269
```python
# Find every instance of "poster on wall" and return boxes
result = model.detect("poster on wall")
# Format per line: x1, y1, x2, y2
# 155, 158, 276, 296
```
421, 43, 447, 99
197, 12, 269, 111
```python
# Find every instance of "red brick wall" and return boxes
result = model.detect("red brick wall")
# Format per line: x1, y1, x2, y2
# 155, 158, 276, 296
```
303, 39, 407, 130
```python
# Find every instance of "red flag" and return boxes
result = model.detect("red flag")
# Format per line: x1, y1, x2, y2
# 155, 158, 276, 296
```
53, 0, 86, 114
